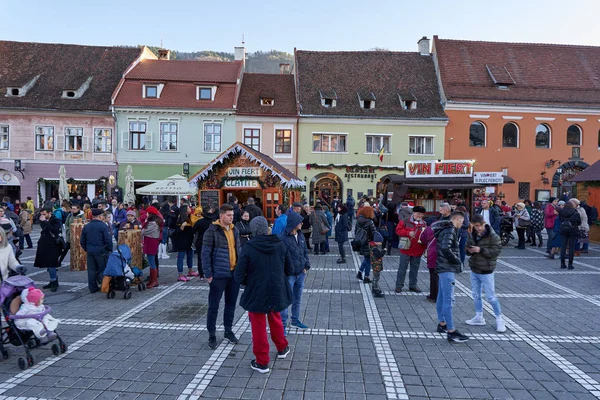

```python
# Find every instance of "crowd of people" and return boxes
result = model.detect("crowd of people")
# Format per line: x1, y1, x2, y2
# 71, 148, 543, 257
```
0, 190, 598, 372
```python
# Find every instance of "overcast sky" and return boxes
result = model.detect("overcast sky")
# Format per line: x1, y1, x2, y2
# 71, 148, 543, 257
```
1, 0, 599, 53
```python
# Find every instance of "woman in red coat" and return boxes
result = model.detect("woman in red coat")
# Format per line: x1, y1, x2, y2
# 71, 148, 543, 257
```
142, 206, 163, 288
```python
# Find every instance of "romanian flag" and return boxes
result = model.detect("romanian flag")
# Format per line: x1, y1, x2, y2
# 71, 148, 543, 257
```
378, 146, 385, 162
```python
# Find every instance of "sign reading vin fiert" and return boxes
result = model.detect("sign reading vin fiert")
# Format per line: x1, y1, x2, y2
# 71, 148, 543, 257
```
227, 167, 261, 177
474, 172, 504, 184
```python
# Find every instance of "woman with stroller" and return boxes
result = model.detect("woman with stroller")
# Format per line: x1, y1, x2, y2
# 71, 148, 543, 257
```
172, 205, 197, 282
34, 207, 62, 292
142, 208, 162, 288
0, 229, 23, 280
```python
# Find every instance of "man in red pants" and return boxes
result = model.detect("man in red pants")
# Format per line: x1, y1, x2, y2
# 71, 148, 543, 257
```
234, 216, 294, 373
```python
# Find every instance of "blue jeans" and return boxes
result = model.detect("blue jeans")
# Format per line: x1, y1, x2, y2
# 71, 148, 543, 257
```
48, 267, 58, 281
177, 249, 194, 273
436, 272, 456, 331
459, 234, 467, 264
207, 276, 240, 334
113, 226, 120, 241
146, 253, 157, 269
19, 234, 33, 249
359, 255, 371, 277
546, 228, 556, 252
470, 272, 501, 316
162, 226, 169, 244
281, 273, 306, 325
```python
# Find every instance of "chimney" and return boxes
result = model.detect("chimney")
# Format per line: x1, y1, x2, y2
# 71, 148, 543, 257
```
418, 36, 430, 56
157, 49, 171, 60
235, 46, 246, 69
279, 63, 291, 74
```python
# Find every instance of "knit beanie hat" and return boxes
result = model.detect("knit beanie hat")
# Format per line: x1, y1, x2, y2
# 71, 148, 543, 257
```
21, 287, 44, 305
126, 210, 136, 216
250, 216, 269, 236
373, 231, 383, 243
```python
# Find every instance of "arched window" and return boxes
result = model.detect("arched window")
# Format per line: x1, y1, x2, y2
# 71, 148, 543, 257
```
502, 122, 519, 148
535, 124, 551, 148
469, 121, 486, 147
567, 125, 582, 146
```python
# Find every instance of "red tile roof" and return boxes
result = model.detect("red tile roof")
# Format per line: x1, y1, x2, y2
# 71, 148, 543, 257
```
295, 50, 446, 119
0, 41, 142, 112
434, 36, 600, 108
237, 73, 297, 116
113, 59, 242, 110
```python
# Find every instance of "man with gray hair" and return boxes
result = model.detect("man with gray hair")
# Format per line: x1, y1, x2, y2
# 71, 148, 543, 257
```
244, 197, 263, 221
439, 203, 452, 221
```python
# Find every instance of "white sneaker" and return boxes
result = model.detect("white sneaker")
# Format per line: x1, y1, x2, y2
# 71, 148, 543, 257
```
465, 316, 486, 326
496, 319, 506, 333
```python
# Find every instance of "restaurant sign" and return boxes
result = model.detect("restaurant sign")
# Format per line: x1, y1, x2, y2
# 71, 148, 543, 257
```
474, 172, 504, 184
405, 160, 474, 178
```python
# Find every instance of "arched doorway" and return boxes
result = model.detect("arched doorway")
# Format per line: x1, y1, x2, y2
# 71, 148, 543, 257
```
0, 169, 21, 202
310, 173, 343, 205
552, 160, 589, 198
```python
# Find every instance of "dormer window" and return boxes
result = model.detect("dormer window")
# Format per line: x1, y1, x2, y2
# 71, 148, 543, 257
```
358, 92, 376, 110
5, 74, 40, 98
486, 64, 515, 90
319, 90, 337, 108
10, 88, 19, 96
62, 77, 93, 99
197, 86, 216, 101
261, 97, 274, 106
398, 89, 417, 110
145, 85, 158, 98
65, 91, 76, 98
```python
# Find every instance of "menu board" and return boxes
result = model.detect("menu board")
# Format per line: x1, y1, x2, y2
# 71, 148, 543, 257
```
200, 190, 220, 211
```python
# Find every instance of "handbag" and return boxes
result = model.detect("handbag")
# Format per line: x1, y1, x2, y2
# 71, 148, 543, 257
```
579, 230, 590, 244
517, 219, 530, 228
398, 236, 411, 250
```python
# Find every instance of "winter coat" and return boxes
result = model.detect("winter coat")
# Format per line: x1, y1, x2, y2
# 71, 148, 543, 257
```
235, 220, 252, 247
459, 212, 471, 238
395, 216, 427, 257
530, 209, 544, 233
301, 210, 311, 233
244, 204, 263, 221
34, 216, 63, 269
577, 207, 589, 232
0, 244, 20, 281
142, 220, 160, 255
234, 234, 293, 314
64, 211, 84, 242
474, 207, 500, 234
309, 210, 330, 244
324, 210, 333, 239
279, 212, 310, 275
201, 221, 241, 279
558, 207, 581, 236
355, 215, 377, 257
346, 196, 356, 210
334, 210, 349, 243
172, 223, 194, 252
112, 208, 127, 227
433, 220, 461, 274
544, 204, 558, 229
80, 219, 113, 256
229, 202, 242, 224
272, 213, 288, 236
419, 227, 437, 270
550, 217, 562, 248
466, 225, 502, 274
513, 209, 530, 229
19, 210, 32, 235
193, 211, 218, 249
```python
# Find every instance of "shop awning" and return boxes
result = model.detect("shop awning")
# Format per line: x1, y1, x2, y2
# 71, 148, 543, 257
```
136, 175, 196, 196
383, 174, 515, 189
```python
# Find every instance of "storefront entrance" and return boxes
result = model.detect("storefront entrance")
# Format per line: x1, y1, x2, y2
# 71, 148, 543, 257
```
0, 169, 21, 202
310, 173, 343, 206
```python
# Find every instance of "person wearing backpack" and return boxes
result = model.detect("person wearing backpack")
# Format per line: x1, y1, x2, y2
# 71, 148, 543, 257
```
557, 202, 581, 270
571, 198, 589, 256
354, 206, 377, 284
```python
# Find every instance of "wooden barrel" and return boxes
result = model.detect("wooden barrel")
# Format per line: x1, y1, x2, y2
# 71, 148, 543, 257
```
70, 221, 87, 271
118, 229, 143, 269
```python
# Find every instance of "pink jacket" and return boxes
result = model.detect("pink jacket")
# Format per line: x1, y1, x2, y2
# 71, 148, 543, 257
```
544, 204, 558, 229
419, 227, 437, 269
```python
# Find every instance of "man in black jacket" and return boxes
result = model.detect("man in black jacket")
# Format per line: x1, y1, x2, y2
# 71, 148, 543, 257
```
433, 211, 469, 343
228, 195, 242, 224
80, 208, 113, 293
243, 197, 263, 221
234, 216, 293, 374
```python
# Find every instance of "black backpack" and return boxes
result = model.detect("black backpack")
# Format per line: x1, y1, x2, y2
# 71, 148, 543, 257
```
351, 226, 368, 252
559, 213, 578, 235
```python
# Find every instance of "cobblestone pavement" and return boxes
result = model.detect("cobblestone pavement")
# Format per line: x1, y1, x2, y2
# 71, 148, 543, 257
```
2, 228, 600, 399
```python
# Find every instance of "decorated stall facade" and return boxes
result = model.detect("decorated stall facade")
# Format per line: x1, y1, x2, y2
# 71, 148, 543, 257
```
189, 142, 305, 222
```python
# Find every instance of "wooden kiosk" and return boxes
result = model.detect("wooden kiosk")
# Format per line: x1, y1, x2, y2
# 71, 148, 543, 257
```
188, 142, 306, 223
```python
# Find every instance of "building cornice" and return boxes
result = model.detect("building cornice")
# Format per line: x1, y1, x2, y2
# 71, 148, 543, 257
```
235, 115, 297, 123
117, 160, 211, 166
112, 107, 234, 116
298, 117, 448, 127
0, 108, 111, 117
445, 101, 600, 116
0, 160, 116, 166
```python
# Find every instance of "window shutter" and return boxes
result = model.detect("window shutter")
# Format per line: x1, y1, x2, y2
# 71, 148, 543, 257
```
82, 135, 89, 152
56, 134, 64, 151
145, 131, 153, 150
121, 131, 129, 150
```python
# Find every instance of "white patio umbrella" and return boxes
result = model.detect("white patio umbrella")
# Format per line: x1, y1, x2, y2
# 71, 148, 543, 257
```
58, 165, 69, 203
136, 174, 196, 196
123, 165, 136, 205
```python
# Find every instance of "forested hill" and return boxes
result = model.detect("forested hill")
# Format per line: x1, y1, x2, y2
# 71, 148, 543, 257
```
146, 47, 294, 74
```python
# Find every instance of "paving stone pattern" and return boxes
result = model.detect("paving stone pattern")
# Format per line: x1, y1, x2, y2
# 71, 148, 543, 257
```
1, 227, 600, 399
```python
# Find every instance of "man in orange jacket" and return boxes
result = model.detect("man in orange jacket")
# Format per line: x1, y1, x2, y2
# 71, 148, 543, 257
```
395, 205, 427, 293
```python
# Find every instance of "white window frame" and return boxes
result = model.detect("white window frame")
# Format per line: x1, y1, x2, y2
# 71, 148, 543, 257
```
159, 121, 179, 152
408, 136, 435, 156
321, 98, 336, 108
93, 127, 112, 153
273, 125, 294, 158
34, 125, 55, 152
567, 124, 582, 146
197, 86, 216, 101
502, 122, 520, 149
469, 121, 487, 148
64, 127, 84, 152
311, 132, 348, 153
365, 134, 391, 155
203, 120, 223, 152
0, 124, 9, 151
360, 100, 375, 110
142, 83, 164, 99
260, 98, 274, 106
535, 123, 552, 149
144, 85, 158, 99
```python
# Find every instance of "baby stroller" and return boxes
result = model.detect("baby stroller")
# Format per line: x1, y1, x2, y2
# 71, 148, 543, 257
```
0, 275, 67, 370
103, 244, 145, 300
500, 216, 515, 246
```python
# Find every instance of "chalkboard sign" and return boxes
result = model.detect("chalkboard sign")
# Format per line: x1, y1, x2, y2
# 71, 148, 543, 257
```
200, 190, 220, 211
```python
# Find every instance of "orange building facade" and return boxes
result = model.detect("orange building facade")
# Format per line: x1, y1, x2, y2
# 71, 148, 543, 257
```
433, 36, 600, 203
